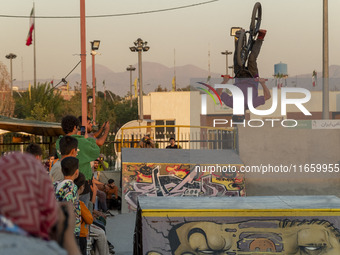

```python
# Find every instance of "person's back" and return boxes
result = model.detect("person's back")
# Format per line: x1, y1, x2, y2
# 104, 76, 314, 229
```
54, 157, 81, 237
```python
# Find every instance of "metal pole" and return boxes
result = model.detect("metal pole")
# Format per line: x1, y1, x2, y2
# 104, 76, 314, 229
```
129, 66, 133, 107
92, 53, 96, 123
138, 50, 143, 120
322, 0, 329, 119
33, 3, 36, 86
229, 66, 234, 77
221, 50, 232, 76
80, 0, 87, 129
10, 58, 13, 97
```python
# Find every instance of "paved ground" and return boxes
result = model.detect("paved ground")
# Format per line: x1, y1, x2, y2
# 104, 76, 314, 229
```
106, 211, 136, 255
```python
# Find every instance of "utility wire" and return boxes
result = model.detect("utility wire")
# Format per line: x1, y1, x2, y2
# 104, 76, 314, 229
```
50, 60, 81, 90
0, 0, 219, 19
13, 60, 82, 112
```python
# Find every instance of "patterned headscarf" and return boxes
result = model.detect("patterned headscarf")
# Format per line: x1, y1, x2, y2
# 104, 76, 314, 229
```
0, 152, 58, 239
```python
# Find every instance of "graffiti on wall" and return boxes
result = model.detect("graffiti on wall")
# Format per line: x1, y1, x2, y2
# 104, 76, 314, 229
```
140, 217, 340, 254
122, 163, 245, 210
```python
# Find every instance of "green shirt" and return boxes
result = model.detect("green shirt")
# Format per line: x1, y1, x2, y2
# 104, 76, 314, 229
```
56, 135, 100, 180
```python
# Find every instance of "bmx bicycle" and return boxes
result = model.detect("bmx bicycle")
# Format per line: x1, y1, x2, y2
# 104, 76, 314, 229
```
233, 2, 262, 68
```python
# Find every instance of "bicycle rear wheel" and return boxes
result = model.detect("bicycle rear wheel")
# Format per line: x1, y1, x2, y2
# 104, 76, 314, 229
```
249, 2, 262, 39
236, 30, 248, 67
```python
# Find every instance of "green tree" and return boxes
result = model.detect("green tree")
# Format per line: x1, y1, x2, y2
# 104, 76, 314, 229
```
154, 84, 167, 92
14, 82, 65, 121
0, 62, 14, 117
27, 102, 56, 122
113, 98, 138, 132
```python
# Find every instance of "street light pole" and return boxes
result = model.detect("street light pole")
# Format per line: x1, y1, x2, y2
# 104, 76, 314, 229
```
126, 65, 136, 107
90, 40, 100, 123
221, 50, 232, 76
138, 50, 143, 118
80, 0, 87, 130
130, 38, 150, 120
5, 53, 17, 97
323, 0, 329, 119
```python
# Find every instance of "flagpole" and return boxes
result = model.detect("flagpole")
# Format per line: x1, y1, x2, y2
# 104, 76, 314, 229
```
174, 48, 176, 91
33, 2, 36, 86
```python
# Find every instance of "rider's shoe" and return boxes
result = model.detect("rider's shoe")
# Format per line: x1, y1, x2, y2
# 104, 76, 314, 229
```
235, 29, 244, 39
257, 29, 267, 40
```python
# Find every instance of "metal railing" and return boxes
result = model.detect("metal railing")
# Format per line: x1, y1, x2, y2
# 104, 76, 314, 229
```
117, 125, 236, 151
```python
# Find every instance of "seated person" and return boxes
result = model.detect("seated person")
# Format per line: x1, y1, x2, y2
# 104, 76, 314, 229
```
75, 172, 93, 255
139, 134, 155, 148
103, 179, 121, 211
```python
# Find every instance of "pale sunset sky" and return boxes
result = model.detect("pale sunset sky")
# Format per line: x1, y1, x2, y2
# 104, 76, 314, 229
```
0, 0, 339, 84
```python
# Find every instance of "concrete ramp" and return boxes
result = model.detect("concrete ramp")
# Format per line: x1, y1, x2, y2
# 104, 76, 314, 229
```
134, 196, 340, 255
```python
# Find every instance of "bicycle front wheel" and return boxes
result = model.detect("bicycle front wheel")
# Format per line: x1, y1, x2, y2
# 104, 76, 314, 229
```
250, 2, 262, 39
236, 30, 248, 67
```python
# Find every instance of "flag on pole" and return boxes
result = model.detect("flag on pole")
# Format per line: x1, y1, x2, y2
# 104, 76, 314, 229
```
26, 7, 34, 46
172, 76, 176, 91
28, 83, 31, 100
134, 78, 138, 97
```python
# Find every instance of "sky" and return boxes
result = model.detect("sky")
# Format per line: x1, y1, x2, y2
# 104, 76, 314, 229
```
1, 0, 340, 87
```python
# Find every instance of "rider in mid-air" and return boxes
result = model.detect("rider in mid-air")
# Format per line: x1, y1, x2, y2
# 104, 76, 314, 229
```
218, 29, 271, 112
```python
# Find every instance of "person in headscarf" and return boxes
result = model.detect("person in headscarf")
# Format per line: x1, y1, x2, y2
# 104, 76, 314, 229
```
0, 152, 81, 255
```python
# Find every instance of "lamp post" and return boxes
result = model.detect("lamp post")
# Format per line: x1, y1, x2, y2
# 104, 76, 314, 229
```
6, 53, 17, 97
221, 50, 232, 76
91, 40, 100, 123
126, 65, 136, 107
80, 0, 87, 131
323, 0, 329, 119
129, 38, 150, 120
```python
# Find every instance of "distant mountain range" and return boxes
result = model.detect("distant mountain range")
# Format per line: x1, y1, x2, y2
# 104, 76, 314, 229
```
14, 63, 340, 96
65, 62, 222, 96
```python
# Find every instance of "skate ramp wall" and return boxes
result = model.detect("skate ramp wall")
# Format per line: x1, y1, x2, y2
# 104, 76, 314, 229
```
134, 196, 340, 255
121, 148, 245, 213
237, 121, 340, 197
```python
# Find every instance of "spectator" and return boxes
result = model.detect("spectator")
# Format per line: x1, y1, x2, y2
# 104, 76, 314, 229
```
75, 172, 115, 255
54, 157, 81, 238
0, 152, 81, 255
104, 179, 121, 211
57, 115, 100, 209
92, 158, 111, 215
74, 172, 93, 255
50, 136, 78, 183
166, 137, 180, 149
44, 154, 55, 172
78, 116, 110, 147
25, 143, 43, 161
139, 134, 155, 148
97, 154, 109, 171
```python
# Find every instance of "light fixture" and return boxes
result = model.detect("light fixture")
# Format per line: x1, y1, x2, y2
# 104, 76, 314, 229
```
230, 27, 242, 36
91, 40, 101, 51
87, 96, 93, 104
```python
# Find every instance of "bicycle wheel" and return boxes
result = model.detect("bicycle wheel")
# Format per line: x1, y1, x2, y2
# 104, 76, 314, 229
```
249, 2, 262, 39
236, 30, 248, 67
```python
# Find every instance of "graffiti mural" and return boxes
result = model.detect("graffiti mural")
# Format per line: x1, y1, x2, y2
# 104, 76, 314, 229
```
139, 217, 340, 255
122, 163, 245, 210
